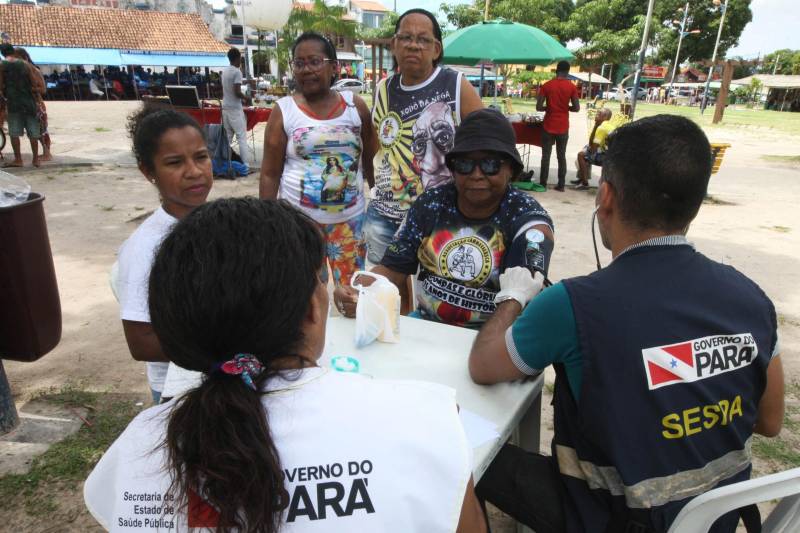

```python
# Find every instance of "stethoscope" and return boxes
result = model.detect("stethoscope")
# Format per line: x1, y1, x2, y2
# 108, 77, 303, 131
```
591, 206, 602, 271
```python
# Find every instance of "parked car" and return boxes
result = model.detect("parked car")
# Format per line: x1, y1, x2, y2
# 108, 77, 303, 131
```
332, 79, 365, 94
602, 87, 646, 101
669, 88, 693, 98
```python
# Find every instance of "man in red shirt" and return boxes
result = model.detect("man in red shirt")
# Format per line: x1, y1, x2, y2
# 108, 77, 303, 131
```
536, 61, 580, 191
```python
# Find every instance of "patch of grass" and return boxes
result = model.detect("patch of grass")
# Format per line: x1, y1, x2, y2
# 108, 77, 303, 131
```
95, 204, 114, 211
94, 127, 111, 133
31, 383, 94, 407
753, 435, 800, 468
134, 206, 145, 211
752, 381, 800, 469
0, 386, 141, 517
703, 195, 736, 206
362, 94, 800, 135
46, 175, 55, 180
762, 155, 800, 165
57, 167, 82, 174
777, 315, 800, 328
544, 381, 555, 395
760, 225, 791, 233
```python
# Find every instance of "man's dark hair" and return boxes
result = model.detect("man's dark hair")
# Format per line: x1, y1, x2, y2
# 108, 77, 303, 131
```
602, 114, 712, 231
0, 43, 14, 58
227, 47, 241, 63
394, 8, 443, 67
556, 60, 570, 73
291, 32, 338, 86
149, 197, 325, 533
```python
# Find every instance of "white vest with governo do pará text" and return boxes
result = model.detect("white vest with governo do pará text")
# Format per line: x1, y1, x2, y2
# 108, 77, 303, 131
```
84, 367, 472, 532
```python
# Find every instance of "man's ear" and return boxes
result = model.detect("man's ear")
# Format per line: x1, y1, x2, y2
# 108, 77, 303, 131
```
597, 179, 616, 219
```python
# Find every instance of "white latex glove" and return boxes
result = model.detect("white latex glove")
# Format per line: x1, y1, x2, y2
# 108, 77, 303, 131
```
494, 267, 544, 308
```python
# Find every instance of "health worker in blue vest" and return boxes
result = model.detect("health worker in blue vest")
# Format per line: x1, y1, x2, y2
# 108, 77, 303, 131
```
468, 114, 785, 533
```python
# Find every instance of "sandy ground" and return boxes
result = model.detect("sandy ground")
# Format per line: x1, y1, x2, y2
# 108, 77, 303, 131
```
2, 100, 799, 530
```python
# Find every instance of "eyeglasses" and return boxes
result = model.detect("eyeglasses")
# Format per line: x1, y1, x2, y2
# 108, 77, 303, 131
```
394, 33, 437, 49
451, 157, 508, 176
411, 121, 455, 156
290, 57, 336, 72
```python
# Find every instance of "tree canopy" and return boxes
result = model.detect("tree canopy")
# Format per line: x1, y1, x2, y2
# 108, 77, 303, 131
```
760, 49, 800, 75
359, 11, 399, 40
438, 0, 753, 70
441, 0, 573, 40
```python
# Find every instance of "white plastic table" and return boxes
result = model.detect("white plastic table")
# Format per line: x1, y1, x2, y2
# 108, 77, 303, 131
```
161, 315, 544, 482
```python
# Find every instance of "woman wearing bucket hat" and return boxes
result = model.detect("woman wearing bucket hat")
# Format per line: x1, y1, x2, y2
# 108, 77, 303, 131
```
335, 108, 555, 329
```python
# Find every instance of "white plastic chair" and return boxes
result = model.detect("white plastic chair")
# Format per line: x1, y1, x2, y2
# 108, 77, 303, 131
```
667, 467, 800, 533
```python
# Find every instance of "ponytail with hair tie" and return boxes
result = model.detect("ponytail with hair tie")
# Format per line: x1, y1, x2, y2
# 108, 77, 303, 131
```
212, 354, 264, 391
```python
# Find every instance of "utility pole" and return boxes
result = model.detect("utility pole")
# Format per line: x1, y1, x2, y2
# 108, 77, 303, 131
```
630, 0, 657, 119
669, 2, 691, 95
772, 53, 781, 75
701, 0, 729, 114
713, 60, 733, 124
240, 0, 251, 81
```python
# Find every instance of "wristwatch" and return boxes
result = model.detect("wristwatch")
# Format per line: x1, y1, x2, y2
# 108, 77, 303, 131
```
494, 293, 523, 307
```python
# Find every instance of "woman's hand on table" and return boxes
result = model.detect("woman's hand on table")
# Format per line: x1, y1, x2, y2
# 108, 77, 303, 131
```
333, 285, 359, 318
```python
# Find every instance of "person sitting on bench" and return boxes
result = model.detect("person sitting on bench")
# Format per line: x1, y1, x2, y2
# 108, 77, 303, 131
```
572, 108, 615, 190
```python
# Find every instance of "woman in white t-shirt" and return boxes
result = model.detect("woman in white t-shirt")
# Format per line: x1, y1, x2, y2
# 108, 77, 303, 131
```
85, 198, 486, 532
116, 107, 213, 403
260, 32, 377, 288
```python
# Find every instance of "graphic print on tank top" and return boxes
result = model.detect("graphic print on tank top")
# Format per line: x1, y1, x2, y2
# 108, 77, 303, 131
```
417, 224, 505, 327
292, 125, 362, 213
371, 70, 459, 219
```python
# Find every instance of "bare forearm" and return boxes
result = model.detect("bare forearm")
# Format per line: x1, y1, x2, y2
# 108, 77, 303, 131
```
362, 159, 375, 189
259, 173, 280, 200
123, 322, 169, 363
469, 301, 522, 383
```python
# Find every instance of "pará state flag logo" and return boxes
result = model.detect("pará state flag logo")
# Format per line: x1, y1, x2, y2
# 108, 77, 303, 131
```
641, 333, 758, 390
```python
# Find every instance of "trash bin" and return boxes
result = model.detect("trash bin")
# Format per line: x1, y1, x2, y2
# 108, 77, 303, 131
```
0, 193, 62, 361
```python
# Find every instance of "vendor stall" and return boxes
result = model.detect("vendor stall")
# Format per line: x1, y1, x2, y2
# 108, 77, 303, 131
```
0, 4, 229, 101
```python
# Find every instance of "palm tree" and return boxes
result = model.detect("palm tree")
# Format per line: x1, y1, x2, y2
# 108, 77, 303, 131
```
290, 0, 356, 43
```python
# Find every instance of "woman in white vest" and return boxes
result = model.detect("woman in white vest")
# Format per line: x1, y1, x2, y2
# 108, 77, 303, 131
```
84, 198, 486, 533
260, 32, 377, 290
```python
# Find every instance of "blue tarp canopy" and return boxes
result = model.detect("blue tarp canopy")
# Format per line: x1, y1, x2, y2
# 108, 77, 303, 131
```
23, 47, 228, 67
120, 52, 228, 67
26, 47, 122, 65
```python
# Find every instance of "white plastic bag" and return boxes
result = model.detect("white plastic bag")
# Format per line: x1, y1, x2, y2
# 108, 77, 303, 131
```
0, 170, 31, 207
351, 271, 400, 348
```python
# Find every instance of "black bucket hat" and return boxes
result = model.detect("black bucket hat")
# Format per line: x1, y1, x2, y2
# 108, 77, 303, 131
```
445, 107, 523, 176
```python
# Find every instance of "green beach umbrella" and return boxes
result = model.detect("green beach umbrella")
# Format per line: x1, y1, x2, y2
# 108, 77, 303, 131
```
442, 19, 574, 66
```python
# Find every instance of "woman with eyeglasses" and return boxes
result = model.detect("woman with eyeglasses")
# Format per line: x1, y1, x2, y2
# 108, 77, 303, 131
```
335, 109, 555, 329
366, 8, 484, 269
260, 32, 377, 288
